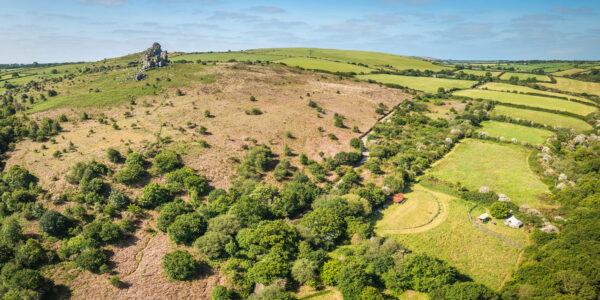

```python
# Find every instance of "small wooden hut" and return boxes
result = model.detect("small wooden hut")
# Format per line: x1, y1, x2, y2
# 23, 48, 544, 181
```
393, 193, 405, 204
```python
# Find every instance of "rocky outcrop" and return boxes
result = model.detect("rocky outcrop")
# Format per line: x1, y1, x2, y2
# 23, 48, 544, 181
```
134, 42, 169, 81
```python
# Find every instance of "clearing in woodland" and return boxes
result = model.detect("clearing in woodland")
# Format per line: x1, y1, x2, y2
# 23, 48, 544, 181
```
377, 184, 524, 290
428, 139, 548, 208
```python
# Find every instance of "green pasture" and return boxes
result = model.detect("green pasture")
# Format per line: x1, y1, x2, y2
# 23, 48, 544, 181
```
453, 89, 596, 116
540, 77, 600, 96
456, 69, 501, 77
172, 52, 286, 62
429, 139, 548, 208
478, 121, 553, 145
479, 82, 597, 105
357, 74, 477, 94
276, 57, 374, 73
491, 106, 593, 132
252, 48, 449, 71
379, 184, 524, 289
499, 72, 551, 82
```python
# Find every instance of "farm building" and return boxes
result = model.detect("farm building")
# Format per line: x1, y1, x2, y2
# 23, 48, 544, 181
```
477, 213, 490, 223
504, 216, 523, 228
393, 193, 405, 204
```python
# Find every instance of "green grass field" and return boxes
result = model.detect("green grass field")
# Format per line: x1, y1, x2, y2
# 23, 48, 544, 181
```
457, 69, 501, 77
551, 68, 588, 76
490, 106, 592, 132
378, 184, 524, 289
479, 82, 597, 105
357, 74, 477, 94
171, 52, 286, 62
252, 48, 449, 71
429, 139, 548, 208
276, 57, 374, 73
499, 72, 551, 82
375, 187, 442, 233
453, 89, 596, 116
540, 77, 600, 96
28, 63, 213, 113
478, 121, 553, 145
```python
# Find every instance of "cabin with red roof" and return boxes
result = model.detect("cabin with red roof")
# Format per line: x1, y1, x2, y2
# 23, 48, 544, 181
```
393, 193, 405, 204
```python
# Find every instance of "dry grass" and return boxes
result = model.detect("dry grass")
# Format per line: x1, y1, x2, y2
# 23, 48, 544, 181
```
7, 63, 409, 191
540, 77, 600, 96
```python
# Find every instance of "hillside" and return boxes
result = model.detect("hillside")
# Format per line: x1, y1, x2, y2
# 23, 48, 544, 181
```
0, 45, 599, 300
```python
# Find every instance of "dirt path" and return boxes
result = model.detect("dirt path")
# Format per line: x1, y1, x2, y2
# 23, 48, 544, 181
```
355, 105, 399, 168
467, 205, 524, 248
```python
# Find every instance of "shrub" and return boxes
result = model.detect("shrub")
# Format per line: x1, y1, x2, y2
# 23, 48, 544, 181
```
108, 189, 130, 209
76, 248, 106, 272
115, 163, 145, 185
58, 235, 99, 260
490, 202, 510, 219
291, 259, 318, 285
350, 138, 363, 150
162, 250, 200, 280
4, 165, 38, 190
153, 151, 183, 174
106, 148, 122, 163
327, 133, 338, 140
16, 239, 47, 268
166, 166, 207, 195
157, 201, 193, 232
38, 210, 71, 237
109, 275, 124, 288
139, 183, 172, 208
167, 213, 207, 245
249, 95, 257, 101
245, 108, 263, 115
194, 231, 232, 259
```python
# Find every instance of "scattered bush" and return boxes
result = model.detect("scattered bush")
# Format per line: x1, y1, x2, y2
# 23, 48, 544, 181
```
162, 250, 200, 281
153, 151, 183, 174
38, 210, 71, 237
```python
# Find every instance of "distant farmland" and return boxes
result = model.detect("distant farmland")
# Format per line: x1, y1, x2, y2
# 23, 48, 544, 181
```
499, 72, 551, 82
275, 57, 374, 73
453, 89, 597, 116
357, 74, 477, 94
490, 106, 593, 132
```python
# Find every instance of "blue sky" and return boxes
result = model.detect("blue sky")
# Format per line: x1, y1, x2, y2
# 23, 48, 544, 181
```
1, 0, 599, 63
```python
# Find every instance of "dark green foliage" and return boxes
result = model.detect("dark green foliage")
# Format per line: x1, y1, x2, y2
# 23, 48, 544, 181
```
109, 275, 124, 288
3, 165, 38, 190
335, 257, 372, 300
245, 108, 263, 115
272, 174, 320, 217
360, 287, 384, 300
207, 214, 243, 236
300, 207, 346, 250
66, 160, 107, 185
115, 163, 145, 185
58, 235, 99, 260
489, 202, 510, 219
162, 250, 200, 281
0, 217, 23, 245
76, 248, 107, 272
273, 159, 294, 181
16, 239, 47, 268
157, 201, 193, 232
167, 213, 207, 245
431, 282, 497, 300
238, 145, 274, 178
153, 151, 183, 174
38, 210, 70, 237
83, 220, 122, 243
350, 138, 363, 150
333, 151, 362, 166
106, 147, 122, 163
237, 219, 298, 260
108, 189, 130, 209
228, 195, 273, 226
195, 232, 232, 259
211, 285, 235, 300
5, 268, 47, 292
247, 254, 290, 285
139, 183, 172, 208
166, 166, 207, 195
401, 254, 459, 292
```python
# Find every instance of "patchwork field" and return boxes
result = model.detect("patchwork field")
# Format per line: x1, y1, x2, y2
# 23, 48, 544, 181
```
551, 68, 587, 76
275, 57, 374, 73
356, 74, 477, 94
453, 89, 596, 116
479, 82, 597, 105
377, 184, 524, 289
429, 139, 548, 208
499, 72, 551, 82
491, 106, 593, 132
456, 69, 502, 77
540, 77, 600, 96
253, 48, 449, 71
478, 121, 553, 145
